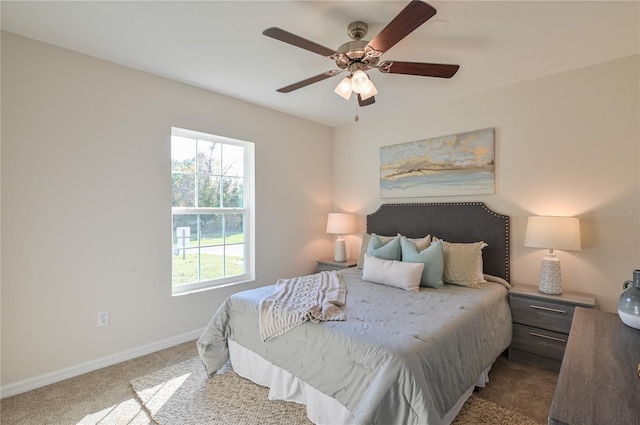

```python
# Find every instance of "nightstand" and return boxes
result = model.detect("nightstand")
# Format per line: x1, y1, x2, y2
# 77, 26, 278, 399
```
509, 284, 596, 372
316, 258, 357, 272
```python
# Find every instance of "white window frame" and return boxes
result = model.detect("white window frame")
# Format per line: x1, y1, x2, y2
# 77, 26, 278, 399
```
171, 127, 255, 295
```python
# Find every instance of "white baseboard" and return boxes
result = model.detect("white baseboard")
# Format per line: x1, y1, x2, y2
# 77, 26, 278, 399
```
0, 328, 204, 399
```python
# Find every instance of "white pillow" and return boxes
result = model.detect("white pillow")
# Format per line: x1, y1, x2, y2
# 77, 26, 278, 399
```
362, 254, 424, 292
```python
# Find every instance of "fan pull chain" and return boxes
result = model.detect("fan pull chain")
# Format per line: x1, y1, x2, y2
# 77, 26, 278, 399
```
354, 99, 360, 122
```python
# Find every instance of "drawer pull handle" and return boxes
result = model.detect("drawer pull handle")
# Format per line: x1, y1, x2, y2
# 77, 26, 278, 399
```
529, 304, 567, 314
529, 331, 567, 343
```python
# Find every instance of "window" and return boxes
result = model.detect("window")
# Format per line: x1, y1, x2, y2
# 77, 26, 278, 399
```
171, 127, 254, 294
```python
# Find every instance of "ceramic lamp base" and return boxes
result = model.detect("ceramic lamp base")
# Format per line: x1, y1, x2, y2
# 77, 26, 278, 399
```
538, 255, 562, 295
334, 237, 346, 262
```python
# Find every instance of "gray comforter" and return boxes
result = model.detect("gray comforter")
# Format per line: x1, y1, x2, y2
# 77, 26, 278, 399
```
197, 268, 512, 425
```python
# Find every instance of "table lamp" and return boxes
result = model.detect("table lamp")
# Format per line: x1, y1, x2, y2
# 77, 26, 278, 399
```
326, 213, 356, 262
524, 216, 581, 295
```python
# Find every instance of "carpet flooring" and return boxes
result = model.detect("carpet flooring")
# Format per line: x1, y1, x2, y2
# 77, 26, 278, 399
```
130, 356, 542, 425
1, 340, 557, 425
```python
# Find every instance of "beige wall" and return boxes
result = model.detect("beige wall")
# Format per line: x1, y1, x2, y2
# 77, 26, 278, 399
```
1, 32, 333, 388
2, 29, 639, 394
333, 55, 640, 315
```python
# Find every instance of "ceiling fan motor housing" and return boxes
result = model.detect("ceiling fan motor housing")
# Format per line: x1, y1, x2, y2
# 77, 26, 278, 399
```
347, 21, 368, 40
335, 22, 380, 70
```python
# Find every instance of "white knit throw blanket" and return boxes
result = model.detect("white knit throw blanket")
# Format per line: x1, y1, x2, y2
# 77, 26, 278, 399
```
259, 270, 347, 342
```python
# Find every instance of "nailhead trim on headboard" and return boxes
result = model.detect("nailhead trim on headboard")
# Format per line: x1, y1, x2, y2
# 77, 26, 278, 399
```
366, 202, 511, 281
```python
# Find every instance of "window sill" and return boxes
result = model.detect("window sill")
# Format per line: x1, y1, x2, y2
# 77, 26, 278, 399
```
171, 278, 255, 297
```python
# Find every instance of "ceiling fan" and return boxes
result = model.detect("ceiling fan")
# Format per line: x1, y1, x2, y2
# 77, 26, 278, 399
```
263, 0, 459, 108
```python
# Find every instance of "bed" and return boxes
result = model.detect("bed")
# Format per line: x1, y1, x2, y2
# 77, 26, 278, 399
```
198, 202, 512, 425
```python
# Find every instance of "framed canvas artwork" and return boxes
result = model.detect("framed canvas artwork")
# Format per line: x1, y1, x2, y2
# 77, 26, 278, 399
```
380, 128, 495, 198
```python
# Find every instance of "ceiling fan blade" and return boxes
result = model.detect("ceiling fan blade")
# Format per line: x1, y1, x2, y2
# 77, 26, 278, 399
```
378, 61, 459, 78
358, 94, 376, 107
263, 27, 338, 58
276, 71, 341, 93
366, 0, 436, 56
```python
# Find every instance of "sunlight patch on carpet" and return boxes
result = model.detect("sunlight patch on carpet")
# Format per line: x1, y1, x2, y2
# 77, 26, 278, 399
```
135, 372, 191, 414
76, 398, 149, 425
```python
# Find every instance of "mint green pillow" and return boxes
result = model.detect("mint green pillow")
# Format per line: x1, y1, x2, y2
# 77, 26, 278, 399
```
400, 237, 445, 289
366, 234, 401, 261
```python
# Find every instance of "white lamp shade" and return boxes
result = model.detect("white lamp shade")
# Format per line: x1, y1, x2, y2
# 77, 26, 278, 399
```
326, 213, 357, 235
334, 77, 353, 100
524, 216, 581, 251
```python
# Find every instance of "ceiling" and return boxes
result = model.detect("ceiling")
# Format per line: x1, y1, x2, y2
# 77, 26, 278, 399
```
2, 1, 639, 127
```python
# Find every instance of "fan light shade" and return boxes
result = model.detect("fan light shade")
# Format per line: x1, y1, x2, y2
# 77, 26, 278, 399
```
524, 215, 581, 295
334, 70, 377, 101
334, 77, 353, 100
350, 70, 370, 94
524, 216, 581, 251
326, 213, 357, 262
360, 79, 378, 100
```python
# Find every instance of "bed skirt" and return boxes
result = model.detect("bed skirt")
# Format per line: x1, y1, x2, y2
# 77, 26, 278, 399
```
228, 339, 491, 425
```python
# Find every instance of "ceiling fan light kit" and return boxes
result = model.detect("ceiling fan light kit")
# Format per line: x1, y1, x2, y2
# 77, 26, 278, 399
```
360, 82, 377, 101
334, 76, 353, 100
350, 70, 370, 93
263, 0, 459, 113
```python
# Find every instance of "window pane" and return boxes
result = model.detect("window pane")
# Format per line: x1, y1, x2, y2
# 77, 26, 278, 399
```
222, 144, 244, 177
171, 136, 196, 172
225, 213, 244, 244
226, 243, 245, 276
172, 173, 195, 207
172, 214, 197, 247
198, 175, 221, 207
200, 245, 224, 281
222, 176, 244, 208
200, 214, 222, 247
172, 247, 199, 285
197, 140, 221, 175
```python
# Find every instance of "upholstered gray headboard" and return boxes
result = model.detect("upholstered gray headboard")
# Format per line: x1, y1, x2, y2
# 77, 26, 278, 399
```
366, 202, 510, 281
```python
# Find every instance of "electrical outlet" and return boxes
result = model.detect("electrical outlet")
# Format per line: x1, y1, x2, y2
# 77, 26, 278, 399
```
97, 310, 110, 327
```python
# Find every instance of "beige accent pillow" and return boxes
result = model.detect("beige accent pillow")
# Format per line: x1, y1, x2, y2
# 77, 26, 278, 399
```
484, 274, 512, 290
357, 233, 395, 268
400, 234, 431, 251
362, 254, 424, 292
436, 239, 488, 288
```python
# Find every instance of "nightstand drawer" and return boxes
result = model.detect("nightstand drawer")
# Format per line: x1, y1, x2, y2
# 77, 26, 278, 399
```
508, 284, 596, 372
510, 296, 575, 334
511, 323, 568, 361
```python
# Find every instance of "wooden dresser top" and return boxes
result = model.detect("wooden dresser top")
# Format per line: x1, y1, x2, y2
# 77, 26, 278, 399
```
549, 308, 640, 425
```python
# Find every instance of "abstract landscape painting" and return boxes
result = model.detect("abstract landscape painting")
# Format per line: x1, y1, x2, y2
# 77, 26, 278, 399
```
380, 128, 495, 197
